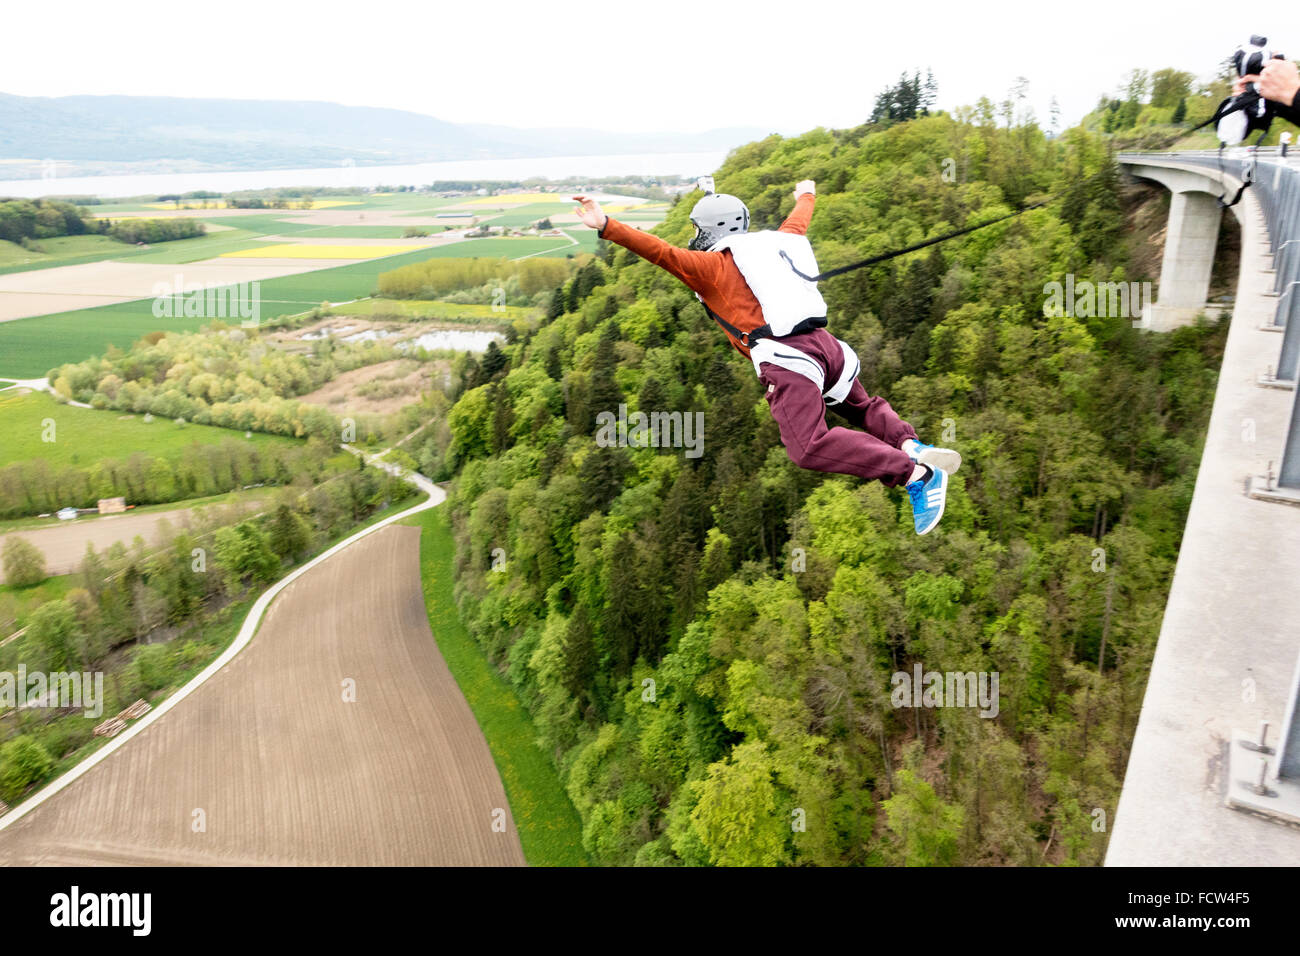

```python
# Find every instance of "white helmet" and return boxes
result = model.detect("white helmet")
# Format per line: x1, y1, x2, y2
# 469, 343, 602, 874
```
689, 193, 750, 250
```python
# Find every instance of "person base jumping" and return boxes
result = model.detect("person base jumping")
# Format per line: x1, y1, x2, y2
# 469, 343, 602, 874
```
572, 180, 962, 535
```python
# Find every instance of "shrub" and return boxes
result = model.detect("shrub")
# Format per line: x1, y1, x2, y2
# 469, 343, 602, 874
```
0, 736, 54, 803
2, 536, 47, 588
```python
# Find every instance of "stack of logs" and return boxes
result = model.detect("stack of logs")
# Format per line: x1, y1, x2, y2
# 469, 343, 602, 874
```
92, 698, 153, 739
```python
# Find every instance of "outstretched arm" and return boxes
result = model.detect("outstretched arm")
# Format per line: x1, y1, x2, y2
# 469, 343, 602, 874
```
572, 194, 723, 291
779, 181, 817, 235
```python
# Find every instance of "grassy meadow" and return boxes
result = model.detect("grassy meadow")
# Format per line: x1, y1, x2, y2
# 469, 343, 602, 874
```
0, 390, 299, 468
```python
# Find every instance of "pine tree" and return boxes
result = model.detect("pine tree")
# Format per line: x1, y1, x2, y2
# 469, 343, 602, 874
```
546, 286, 565, 321
585, 323, 624, 430
480, 340, 508, 381
562, 603, 597, 710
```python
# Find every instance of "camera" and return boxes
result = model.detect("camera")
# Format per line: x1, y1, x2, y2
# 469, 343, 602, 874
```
1216, 35, 1285, 145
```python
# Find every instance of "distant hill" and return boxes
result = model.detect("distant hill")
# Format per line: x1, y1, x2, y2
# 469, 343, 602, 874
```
0, 93, 770, 174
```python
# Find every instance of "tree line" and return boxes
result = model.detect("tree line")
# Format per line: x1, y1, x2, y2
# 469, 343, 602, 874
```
0, 199, 95, 244
103, 218, 205, 244
0, 437, 336, 520
377, 255, 573, 304
0, 197, 204, 246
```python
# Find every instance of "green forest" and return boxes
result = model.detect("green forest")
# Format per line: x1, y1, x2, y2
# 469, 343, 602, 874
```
400, 108, 1227, 865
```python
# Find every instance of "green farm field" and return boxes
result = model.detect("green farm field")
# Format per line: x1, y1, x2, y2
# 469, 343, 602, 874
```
0, 183, 616, 377
284, 225, 453, 239
0, 235, 144, 274
124, 228, 268, 263
0, 225, 278, 276
0, 235, 126, 267
0, 390, 300, 468
474, 202, 572, 227
0, 241, 527, 376
0, 196, 441, 275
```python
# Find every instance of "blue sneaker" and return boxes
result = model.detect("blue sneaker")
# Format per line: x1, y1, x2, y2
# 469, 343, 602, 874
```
906, 465, 948, 536
904, 440, 961, 475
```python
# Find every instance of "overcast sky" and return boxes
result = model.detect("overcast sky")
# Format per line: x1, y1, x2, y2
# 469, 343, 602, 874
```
4, 1, 1277, 136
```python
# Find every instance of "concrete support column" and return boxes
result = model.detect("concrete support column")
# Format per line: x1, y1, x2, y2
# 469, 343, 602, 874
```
1149, 190, 1223, 330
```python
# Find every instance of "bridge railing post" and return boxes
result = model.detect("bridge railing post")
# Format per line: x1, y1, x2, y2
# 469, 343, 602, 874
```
1267, 171, 1290, 294
1277, 653, 1300, 781
1277, 167, 1300, 394
1279, 379, 1300, 487
1227, 645, 1300, 825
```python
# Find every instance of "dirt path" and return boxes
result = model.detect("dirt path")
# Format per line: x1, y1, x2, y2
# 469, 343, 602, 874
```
0, 500, 262, 582
0, 522, 525, 866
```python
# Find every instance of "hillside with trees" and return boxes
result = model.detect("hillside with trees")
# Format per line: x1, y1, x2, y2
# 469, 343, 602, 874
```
346, 105, 1224, 865
1079, 65, 1300, 148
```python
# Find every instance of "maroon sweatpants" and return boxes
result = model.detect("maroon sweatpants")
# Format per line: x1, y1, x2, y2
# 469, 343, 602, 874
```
757, 328, 918, 487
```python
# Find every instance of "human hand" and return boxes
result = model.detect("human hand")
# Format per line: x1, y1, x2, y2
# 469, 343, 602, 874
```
1259, 58, 1300, 107
1240, 59, 1300, 106
794, 179, 816, 199
572, 195, 608, 230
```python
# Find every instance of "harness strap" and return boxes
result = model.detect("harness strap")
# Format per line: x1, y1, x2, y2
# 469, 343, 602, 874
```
824, 338, 860, 406
699, 299, 826, 348
749, 336, 862, 405
1215, 138, 1264, 209
699, 300, 772, 347
778, 202, 1049, 283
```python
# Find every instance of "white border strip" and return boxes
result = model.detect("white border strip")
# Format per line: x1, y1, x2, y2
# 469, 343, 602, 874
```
0, 456, 443, 832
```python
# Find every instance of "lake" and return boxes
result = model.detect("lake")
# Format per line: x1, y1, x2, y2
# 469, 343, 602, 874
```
0, 151, 728, 200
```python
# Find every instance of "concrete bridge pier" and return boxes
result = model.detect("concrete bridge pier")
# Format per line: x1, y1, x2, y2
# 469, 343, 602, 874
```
1124, 162, 1229, 332
1149, 190, 1224, 331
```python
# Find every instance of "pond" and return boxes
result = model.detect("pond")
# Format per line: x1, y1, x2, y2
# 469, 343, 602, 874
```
300, 325, 356, 340
301, 324, 504, 352
399, 330, 505, 353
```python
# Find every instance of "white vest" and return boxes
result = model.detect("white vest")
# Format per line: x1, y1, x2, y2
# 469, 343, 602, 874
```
711, 231, 827, 336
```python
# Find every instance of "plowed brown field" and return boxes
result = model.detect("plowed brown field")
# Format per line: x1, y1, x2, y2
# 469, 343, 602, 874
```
0, 524, 524, 866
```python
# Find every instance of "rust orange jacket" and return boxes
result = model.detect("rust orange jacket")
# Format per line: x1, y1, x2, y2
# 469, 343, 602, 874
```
597, 193, 816, 360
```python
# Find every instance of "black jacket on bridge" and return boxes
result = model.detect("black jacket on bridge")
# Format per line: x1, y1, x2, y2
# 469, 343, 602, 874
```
1274, 94, 1300, 128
